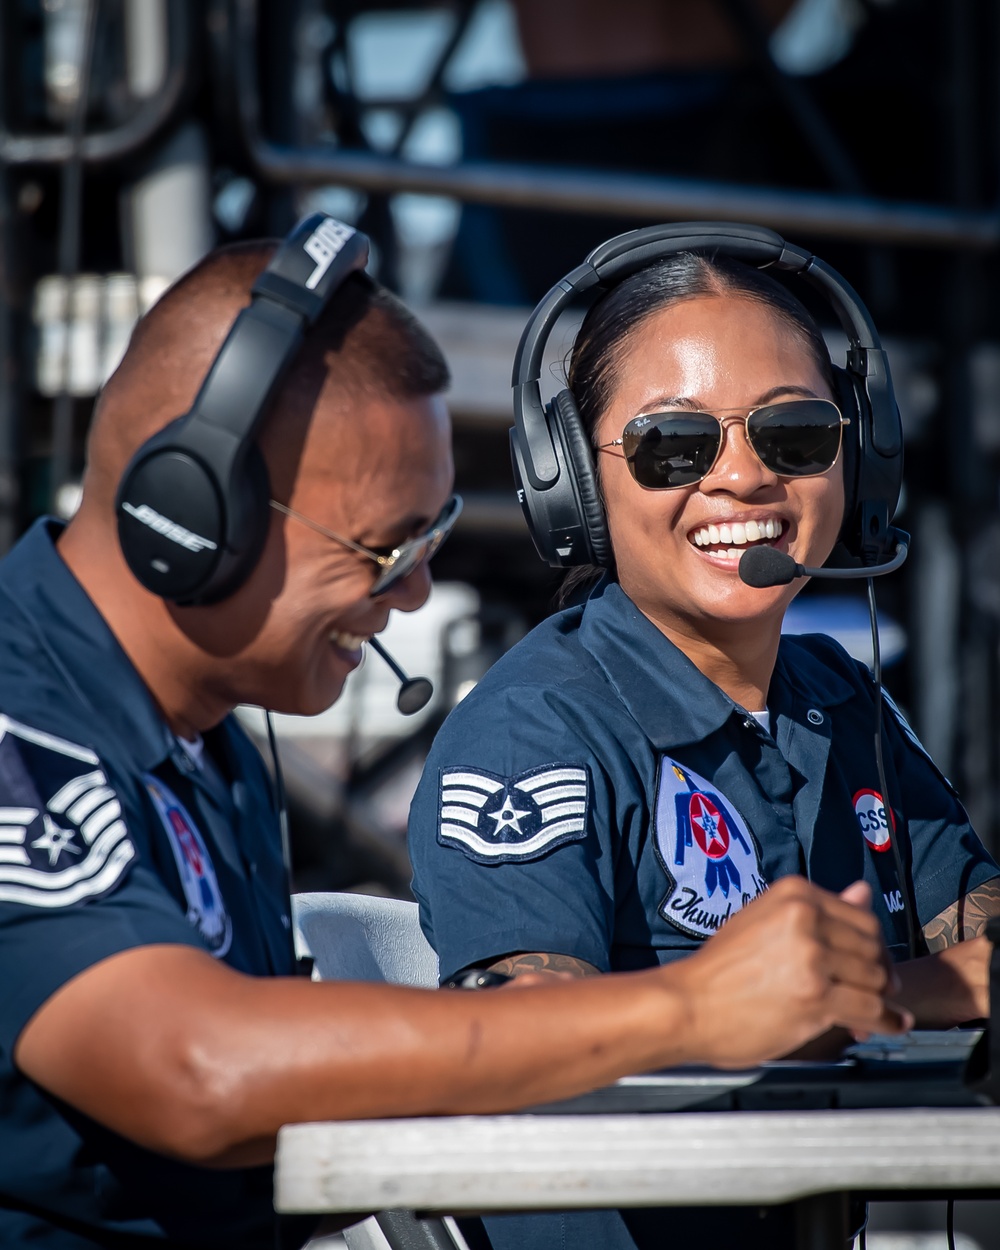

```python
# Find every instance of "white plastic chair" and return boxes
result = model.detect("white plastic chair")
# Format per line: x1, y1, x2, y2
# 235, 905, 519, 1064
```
291, 894, 472, 1250
292, 891, 439, 988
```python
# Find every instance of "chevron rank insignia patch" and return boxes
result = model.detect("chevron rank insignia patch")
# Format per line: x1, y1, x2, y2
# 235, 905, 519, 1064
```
0, 715, 135, 908
437, 763, 589, 864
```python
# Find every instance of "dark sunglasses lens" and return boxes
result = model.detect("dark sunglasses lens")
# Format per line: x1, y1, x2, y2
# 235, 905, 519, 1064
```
623, 415, 722, 488
370, 499, 461, 595
747, 400, 843, 477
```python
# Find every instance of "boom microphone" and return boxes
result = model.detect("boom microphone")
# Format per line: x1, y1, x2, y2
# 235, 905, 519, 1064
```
368, 637, 434, 715
738, 532, 909, 589
739, 527, 918, 958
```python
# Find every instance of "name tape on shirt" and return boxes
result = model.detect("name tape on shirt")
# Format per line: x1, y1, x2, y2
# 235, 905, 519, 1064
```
0, 715, 135, 908
145, 775, 232, 957
437, 763, 589, 865
653, 758, 766, 940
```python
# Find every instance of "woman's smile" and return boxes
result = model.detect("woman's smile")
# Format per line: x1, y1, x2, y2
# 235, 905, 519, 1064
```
687, 514, 789, 566
596, 293, 844, 640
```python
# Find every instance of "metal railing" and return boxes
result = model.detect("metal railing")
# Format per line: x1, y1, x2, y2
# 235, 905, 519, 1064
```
233, 0, 999, 252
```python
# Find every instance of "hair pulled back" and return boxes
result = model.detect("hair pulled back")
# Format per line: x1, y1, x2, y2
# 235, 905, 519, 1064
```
567, 251, 833, 439
557, 251, 835, 605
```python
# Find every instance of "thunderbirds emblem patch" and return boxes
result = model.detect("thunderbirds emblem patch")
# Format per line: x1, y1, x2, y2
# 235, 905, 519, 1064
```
145, 776, 232, 956
0, 716, 135, 908
437, 763, 589, 864
653, 759, 766, 939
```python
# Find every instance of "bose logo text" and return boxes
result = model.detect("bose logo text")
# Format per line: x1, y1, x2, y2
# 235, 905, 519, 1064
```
121, 502, 218, 553
303, 219, 356, 290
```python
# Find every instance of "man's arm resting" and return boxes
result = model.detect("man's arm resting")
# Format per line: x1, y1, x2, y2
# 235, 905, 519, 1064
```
14, 877, 906, 1168
895, 878, 1000, 1026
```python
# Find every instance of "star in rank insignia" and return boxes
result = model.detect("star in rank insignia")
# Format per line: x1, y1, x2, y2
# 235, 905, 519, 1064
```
653, 759, 766, 939
437, 763, 589, 864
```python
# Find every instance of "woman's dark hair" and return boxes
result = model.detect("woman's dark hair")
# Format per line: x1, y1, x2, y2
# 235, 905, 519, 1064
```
557, 251, 836, 606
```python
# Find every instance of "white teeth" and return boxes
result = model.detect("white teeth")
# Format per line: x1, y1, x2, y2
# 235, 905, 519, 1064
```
330, 631, 368, 650
690, 518, 784, 550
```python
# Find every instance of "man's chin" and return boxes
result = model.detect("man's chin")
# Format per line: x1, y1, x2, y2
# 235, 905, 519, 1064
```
251, 673, 348, 719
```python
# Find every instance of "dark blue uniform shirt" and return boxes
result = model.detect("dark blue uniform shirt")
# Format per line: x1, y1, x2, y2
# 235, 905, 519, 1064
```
0, 521, 312, 1249
409, 580, 1000, 1250
411, 580, 997, 978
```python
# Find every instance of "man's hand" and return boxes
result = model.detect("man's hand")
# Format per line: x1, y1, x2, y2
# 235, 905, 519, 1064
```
669, 876, 912, 1069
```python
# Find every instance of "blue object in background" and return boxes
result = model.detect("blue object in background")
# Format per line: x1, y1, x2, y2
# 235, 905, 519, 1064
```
782, 595, 906, 669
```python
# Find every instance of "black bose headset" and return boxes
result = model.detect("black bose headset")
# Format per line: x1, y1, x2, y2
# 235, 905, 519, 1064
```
510, 222, 904, 571
116, 214, 369, 605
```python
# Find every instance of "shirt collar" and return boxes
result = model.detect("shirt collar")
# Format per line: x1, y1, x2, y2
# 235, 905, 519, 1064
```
578, 581, 739, 750
577, 580, 856, 749
0, 519, 177, 772
770, 633, 856, 714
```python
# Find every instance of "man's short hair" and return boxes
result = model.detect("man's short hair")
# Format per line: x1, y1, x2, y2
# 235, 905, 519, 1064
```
131, 240, 451, 404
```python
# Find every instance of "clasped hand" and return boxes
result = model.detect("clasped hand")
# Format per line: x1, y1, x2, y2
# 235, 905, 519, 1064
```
672, 876, 912, 1069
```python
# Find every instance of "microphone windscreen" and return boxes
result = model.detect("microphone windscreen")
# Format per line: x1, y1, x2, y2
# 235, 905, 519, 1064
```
738, 546, 799, 588
397, 676, 434, 715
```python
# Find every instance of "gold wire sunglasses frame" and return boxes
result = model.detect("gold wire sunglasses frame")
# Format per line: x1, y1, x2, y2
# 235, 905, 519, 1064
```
598, 398, 850, 490
270, 494, 463, 596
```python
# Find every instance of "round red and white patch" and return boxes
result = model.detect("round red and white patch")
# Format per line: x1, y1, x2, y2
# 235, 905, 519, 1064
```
853, 788, 893, 852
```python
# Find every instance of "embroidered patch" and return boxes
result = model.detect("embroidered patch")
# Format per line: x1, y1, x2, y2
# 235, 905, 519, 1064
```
0, 715, 135, 908
653, 758, 766, 939
145, 775, 232, 956
437, 763, 589, 864
853, 787, 894, 852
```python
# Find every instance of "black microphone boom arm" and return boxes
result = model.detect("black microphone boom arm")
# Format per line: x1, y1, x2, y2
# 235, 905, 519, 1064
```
368, 637, 434, 715
739, 531, 909, 589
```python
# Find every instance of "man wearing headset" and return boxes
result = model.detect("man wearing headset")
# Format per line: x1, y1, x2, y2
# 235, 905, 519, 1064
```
0, 219, 907, 1249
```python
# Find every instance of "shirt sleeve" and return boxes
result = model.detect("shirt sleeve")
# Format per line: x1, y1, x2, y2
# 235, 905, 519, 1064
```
0, 716, 202, 1052
880, 690, 1000, 927
408, 679, 632, 982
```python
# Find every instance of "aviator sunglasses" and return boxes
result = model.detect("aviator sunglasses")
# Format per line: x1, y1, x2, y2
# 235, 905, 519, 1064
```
599, 398, 849, 490
270, 493, 463, 596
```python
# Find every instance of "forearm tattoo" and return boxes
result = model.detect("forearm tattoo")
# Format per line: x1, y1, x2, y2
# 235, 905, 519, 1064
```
486, 951, 601, 979
922, 878, 1000, 953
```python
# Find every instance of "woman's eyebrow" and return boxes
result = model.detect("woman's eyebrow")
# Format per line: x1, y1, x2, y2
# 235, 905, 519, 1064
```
636, 385, 823, 414
753, 385, 823, 405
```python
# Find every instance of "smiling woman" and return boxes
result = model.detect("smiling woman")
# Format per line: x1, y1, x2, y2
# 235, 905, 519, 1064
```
408, 225, 1000, 1250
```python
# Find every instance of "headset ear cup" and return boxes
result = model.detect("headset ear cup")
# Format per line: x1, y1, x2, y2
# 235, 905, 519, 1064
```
550, 389, 612, 568
831, 365, 862, 555
194, 444, 272, 605
831, 363, 902, 564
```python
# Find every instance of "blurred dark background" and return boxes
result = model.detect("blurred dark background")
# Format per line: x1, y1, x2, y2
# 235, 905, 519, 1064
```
3, 0, 1000, 902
